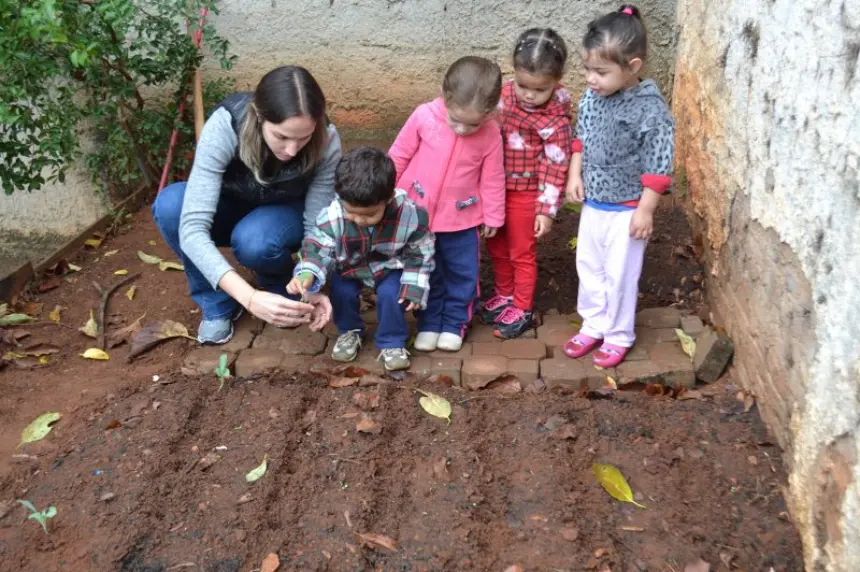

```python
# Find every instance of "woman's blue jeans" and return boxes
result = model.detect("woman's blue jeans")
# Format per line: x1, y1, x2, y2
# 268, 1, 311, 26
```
152, 182, 304, 319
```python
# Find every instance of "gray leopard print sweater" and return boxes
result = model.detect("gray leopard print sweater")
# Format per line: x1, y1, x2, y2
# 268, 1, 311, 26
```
575, 79, 675, 203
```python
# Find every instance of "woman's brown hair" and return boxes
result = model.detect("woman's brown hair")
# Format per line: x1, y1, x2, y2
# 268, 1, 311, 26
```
239, 65, 328, 183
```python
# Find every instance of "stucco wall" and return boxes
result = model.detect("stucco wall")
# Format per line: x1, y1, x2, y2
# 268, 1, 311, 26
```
209, 0, 679, 134
673, 0, 860, 569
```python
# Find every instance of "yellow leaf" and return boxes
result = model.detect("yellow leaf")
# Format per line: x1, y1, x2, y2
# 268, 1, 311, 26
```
593, 463, 646, 508
245, 455, 268, 483
137, 251, 163, 265
81, 348, 110, 360
79, 310, 98, 338
417, 390, 452, 423
68, 263, 82, 272
114, 269, 129, 276
158, 261, 184, 272
3, 352, 26, 360
49, 306, 62, 324
84, 237, 103, 248
19, 412, 62, 448
103, 249, 119, 258
147, 240, 157, 246
125, 285, 136, 301
568, 237, 578, 251
39, 356, 50, 365
675, 328, 696, 361
605, 376, 618, 389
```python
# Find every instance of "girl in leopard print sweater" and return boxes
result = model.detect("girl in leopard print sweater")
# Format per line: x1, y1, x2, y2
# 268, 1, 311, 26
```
563, 5, 676, 368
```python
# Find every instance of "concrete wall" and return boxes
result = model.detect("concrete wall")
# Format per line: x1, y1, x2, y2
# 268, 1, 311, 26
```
208, 0, 679, 135
672, 0, 860, 569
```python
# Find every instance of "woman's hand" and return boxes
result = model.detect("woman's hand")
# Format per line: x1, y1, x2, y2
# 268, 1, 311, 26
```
247, 290, 314, 328
534, 214, 554, 239
305, 292, 333, 332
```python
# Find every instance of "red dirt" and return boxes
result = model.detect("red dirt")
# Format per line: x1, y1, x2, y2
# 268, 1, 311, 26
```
0, 203, 801, 571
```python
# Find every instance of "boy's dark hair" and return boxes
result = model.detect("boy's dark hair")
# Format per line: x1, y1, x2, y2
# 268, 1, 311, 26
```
335, 146, 396, 207
513, 28, 568, 79
442, 56, 503, 113
583, 5, 648, 67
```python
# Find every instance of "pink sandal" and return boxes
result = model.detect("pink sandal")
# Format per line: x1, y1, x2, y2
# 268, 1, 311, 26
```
564, 333, 603, 359
592, 343, 630, 368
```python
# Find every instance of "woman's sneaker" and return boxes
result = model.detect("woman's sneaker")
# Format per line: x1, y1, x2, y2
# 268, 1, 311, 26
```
479, 294, 512, 324
197, 308, 244, 345
377, 348, 411, 371
332, 330, 362, 362
493, 306, 534, 339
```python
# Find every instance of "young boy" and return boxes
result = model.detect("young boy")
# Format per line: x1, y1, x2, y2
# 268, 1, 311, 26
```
287, 147, 435, 371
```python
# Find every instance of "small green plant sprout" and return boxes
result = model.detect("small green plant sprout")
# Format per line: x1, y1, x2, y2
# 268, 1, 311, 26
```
17, 500, 57, 534
214, 354, 231, 391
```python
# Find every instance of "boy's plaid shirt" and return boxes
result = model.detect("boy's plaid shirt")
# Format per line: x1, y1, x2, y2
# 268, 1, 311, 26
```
499, 81, 573, 218
295, 189, 436, 308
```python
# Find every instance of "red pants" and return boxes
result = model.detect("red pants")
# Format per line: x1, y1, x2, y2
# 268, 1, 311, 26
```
486, 191, 538, 311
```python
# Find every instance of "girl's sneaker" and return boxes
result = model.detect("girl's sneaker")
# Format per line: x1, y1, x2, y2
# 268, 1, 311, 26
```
437, 332, 463, 352
479, 294, 513, 324
493, 306, 534, 339
332, 330, 362, 362
377, 348, 411, 371
414, 332, 440, 352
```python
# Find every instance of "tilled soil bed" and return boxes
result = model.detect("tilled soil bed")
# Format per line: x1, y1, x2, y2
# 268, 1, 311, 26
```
0, 368, 801, 571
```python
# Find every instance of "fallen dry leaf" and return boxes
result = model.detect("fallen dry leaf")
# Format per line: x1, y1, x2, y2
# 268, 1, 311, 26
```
353, 391, 380, 410
19, 301, 43, 316
359, 373, 388, 386
356, 414, 382, 434
48, 306, 62, 324
80, 348, 110, 360
158, 261, 184, 272
106, 313, 146, 349
84, 235, 104, 248
39, 276, 62, 293
103, 249, 119, 258
260, 552, 280, 572
332, 364, 368, 377
503, 566, 524, 572
355, 532, 397, 552
125, 285, 136, 301
137, 250, 163, 265
486, 375, 523, 394
426, 373, 454, 386
329, 376, 359, 388
620, 525, 645, 532
79, 310, 99, 338
341, 412, 361, 419
128, 320, 195, 359
147, 240, 157, 247
645, 383, 667, 396
114, 269, 129, 276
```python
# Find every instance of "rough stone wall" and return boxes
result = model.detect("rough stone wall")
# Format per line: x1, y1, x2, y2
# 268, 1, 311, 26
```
210, 0, 678, 133
672, 0, 860, 569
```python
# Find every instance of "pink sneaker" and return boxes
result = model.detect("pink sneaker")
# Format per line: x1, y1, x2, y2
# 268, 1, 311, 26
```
592, 343, 630, 368
479, 294, 512, 324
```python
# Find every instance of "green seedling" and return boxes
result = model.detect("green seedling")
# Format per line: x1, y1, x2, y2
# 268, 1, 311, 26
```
17, 500, 56, 534
215, 353, 231, 391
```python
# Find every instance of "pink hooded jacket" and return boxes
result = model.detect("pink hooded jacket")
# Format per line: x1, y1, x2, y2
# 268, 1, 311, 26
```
388, 98, 505, 233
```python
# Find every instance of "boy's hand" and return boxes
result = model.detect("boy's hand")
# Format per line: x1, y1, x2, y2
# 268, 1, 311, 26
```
399, 298, 420, 312
565, 174, 585, 203
534, 214, 553, 239
305, 292, 332, 332
481, 225, 499, 239
286, 272, 314, 296
629, 208, 654, 240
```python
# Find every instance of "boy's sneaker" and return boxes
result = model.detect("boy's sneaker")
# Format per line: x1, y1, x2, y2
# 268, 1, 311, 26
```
479, 294, 512, 324
197, 308, 244, 345
377, 348, 411, 371
332, 330, 362, 362
493, 306, 534, 339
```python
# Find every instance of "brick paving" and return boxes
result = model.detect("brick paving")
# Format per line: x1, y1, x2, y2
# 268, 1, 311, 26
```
183, 306, 719, 391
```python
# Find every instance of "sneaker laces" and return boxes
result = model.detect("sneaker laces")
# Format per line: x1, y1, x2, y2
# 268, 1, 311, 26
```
336, 329, 362, 349
377, 348, 410, 361
496, 305, 525, 325
483, 294, 512, 311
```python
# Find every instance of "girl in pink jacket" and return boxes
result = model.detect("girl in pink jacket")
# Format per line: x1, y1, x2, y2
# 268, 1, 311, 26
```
389, 56, 506, 352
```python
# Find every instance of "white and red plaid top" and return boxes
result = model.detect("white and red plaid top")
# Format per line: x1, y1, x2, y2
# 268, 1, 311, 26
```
499, 80, 573, 218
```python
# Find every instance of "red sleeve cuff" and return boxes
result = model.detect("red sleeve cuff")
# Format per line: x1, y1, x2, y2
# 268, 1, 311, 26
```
641, 174, 672, 194
571, 138, 583, 153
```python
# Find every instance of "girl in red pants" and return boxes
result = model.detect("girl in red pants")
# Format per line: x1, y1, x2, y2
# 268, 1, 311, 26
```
481, 28, 572, 338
